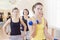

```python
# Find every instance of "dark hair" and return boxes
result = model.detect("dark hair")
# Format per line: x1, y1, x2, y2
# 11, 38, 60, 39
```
8, 12, 11, 15
23, 9, 29, 15
32, 2, 43, 13
12, 7, 19, 12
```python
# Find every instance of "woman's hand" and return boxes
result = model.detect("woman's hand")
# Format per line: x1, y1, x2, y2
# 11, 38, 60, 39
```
31, 31, 36, 38
2, 19, 10, 37
21, 32, 26, 38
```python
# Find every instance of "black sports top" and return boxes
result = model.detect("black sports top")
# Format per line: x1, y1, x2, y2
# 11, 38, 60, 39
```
21, 16, 29, 31
10, 18, 21, 35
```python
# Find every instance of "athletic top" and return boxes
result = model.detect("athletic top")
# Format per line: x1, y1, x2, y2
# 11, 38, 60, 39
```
28, 17, 46, 40
21, 16, 30, 31
10, 18, 21, 35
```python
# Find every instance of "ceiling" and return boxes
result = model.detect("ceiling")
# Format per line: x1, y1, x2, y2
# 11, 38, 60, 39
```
0, 0, 44, 10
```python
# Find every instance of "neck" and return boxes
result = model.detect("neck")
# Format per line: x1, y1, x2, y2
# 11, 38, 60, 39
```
24, 15, 28, 18
12, 16, 19, 19
34, 14, 42, 19
24, 15, 28, 16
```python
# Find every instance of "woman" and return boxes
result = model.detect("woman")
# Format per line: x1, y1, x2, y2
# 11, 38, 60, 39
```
21, 9, 30, 40
3, 7, 26, 40
28, 2, 54, 40
7, 12, 11, 20
6, 12, 11, 35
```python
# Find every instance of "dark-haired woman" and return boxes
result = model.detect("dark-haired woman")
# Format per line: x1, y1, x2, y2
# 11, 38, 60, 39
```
28, 2, 54, 40
21, 9, 30, 40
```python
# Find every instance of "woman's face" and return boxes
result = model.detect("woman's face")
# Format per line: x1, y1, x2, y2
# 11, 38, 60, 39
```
23, 10, 28, 15
34, 5, 43, 17
12, 10, 19, 17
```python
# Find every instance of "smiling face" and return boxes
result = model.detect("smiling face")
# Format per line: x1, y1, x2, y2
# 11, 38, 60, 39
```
32, 3, 43, 17
23, 9, 29, 15
11, 8, 19, 17
34, 5, 43, 17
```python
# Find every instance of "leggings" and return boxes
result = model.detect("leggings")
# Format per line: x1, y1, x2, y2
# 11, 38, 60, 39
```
9, 35, 23, 40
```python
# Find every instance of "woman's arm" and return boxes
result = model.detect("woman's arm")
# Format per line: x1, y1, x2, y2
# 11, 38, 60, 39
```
44, 19, 54, 40
20, 17, 27, 34
3, 19, 10, 35
30, 18, 36, 38
31, 23, 36, 38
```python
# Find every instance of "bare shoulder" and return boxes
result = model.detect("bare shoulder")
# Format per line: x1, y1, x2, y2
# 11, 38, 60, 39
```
44, 18, 48, 27
19, 16, 22, 21
28, 17, 35, 21
19, 16, 22, 19
4, 18, 11, 24
44, 18, 47, 24
7, 18, 11, 22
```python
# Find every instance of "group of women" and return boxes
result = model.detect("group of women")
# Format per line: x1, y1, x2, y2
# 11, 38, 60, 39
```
2, 2, 58, 40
